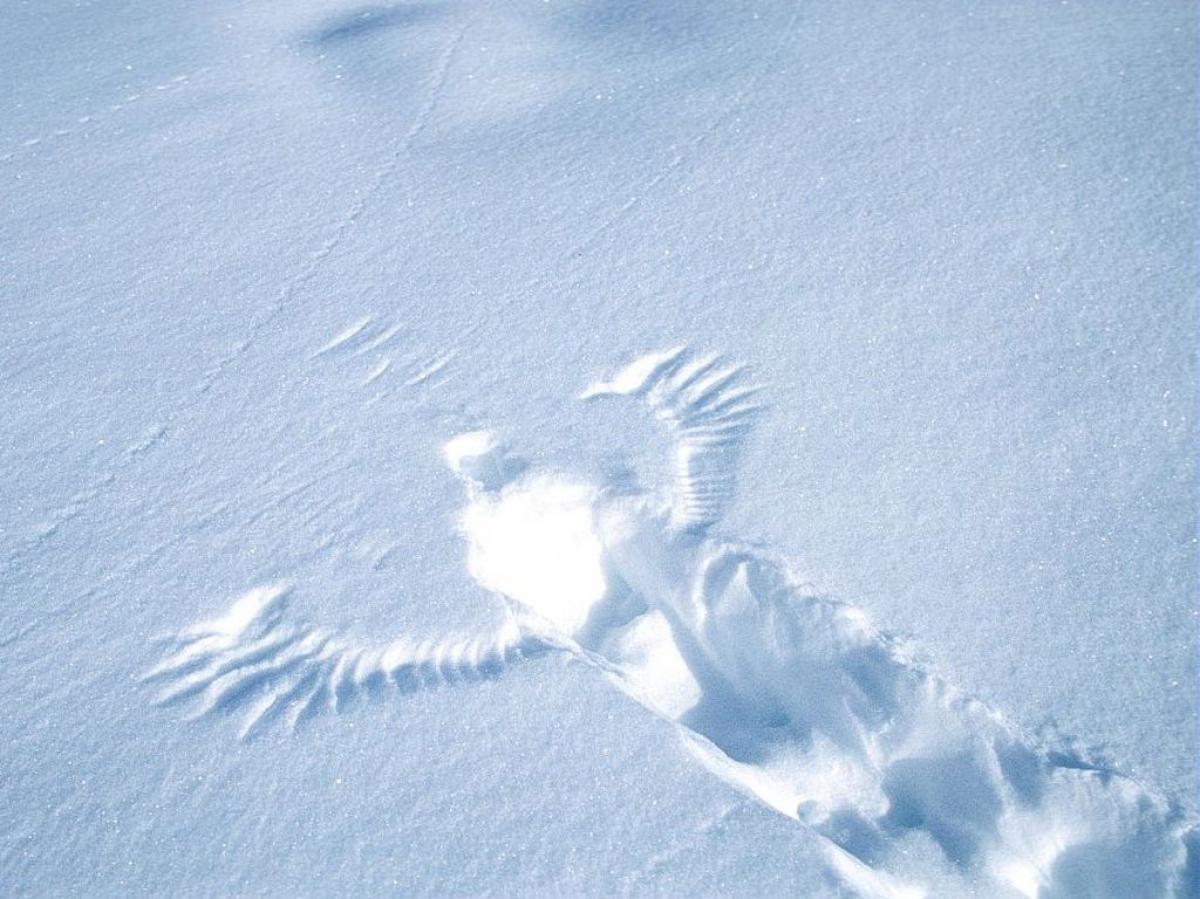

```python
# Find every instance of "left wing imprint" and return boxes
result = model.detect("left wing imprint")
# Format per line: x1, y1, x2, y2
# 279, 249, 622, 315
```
142, 583, 552, 740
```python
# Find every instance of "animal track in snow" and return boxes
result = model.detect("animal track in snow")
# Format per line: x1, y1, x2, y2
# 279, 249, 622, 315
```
192, 18, 470, 398
2, 71, 206, 164
147, 348, 1196, 898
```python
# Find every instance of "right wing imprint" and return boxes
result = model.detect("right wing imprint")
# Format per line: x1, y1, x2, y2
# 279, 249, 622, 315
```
581, 346, 764, 533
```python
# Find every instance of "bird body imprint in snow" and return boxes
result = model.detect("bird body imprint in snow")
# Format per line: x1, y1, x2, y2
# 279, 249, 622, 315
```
145, 348, 1195, 899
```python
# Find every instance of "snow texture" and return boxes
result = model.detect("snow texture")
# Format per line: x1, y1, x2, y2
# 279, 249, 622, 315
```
2, 1, 1196, 896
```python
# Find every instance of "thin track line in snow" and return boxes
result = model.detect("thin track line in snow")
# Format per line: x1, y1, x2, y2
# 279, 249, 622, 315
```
566, 155, 684, 260
2, 70, 210, 161
0, 45, 291, 163
195, 16, 473, 395
0, 22, 472, 595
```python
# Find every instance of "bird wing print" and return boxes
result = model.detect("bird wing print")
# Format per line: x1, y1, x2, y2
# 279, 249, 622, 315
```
580, 346, 763, 533
141, 582, 553, 741
143, 347, 1195, 899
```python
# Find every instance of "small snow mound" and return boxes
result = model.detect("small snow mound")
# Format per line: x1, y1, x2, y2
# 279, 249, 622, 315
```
460, 475, 607, 635
443, 430, 527, 491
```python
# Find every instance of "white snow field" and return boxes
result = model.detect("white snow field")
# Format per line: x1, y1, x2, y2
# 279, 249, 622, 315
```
1, 1, 1195, 897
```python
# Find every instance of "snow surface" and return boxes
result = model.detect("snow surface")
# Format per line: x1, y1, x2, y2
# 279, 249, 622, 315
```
2, 1, 1196, 896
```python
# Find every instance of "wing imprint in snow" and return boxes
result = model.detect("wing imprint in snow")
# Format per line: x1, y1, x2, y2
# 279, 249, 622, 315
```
143, 583, 550, 740
581, 347, 763, 532
143, 346, 1196, 897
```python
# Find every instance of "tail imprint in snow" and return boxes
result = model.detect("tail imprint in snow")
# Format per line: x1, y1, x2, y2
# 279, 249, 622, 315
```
146, 347, 1195, 897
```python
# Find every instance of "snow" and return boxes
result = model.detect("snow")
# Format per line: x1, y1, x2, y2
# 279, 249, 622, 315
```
2, 0, 1195, 896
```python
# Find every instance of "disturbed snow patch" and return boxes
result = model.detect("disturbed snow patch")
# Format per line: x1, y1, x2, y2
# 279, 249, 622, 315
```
146, 348, 1196, 897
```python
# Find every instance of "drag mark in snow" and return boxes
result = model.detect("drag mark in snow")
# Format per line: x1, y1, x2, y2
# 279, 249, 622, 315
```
147, 347, 1196, 898
241, 469, 342, 529
9, 456, 346, 652
0, 620, 41, 650
0, 425, 175, 645
26, 473, 118, 544
356, 322, 402, 355
618, 801, 742, 893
